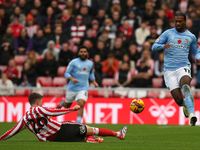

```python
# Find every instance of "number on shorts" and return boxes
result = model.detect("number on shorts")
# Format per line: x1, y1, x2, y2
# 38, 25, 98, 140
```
184, 68, 191, 75
28, 114, 48, 134
85, 92, 88, 96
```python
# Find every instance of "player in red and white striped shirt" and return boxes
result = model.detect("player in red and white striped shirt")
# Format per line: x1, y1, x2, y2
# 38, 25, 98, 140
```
0, 93, 127, 143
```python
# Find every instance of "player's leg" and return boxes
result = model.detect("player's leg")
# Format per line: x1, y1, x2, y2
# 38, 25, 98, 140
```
180, 75, 197, 126
85, 125, 128, 140
75, 91, 88, 123
57, 91, 76, 109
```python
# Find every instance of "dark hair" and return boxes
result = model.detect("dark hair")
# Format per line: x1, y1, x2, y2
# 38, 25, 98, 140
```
78, 45, 89, 52
175, 12, 186, 21
28, 93, 43, 105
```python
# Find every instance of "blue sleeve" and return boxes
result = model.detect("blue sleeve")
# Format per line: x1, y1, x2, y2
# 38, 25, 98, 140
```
64, 61, 74, 79
89, 63, 95, 80
152, 30, 168, 51
190, 36, 200, 61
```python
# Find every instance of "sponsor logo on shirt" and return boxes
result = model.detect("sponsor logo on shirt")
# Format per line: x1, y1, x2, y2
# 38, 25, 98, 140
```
76, 71, 89, 75
169, 43, 189, 50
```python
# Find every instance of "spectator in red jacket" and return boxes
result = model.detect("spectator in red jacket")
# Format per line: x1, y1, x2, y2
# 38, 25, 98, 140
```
4, 59, 19, 84
119, 20, 133, 38
9, 17, 24, 37
161, 2, 174, 22
102, 52, 119, 78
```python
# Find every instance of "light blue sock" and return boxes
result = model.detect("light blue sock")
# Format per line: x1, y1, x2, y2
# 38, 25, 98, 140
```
182, 84, 194, 114
77, 116, 82, 123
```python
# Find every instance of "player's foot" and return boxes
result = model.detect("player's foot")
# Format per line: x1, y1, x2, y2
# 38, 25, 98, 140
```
118, 126, 128, 140
189, 113, 197, 126
57, 100, 64, 109
86, 136, 104, 143
183, 105, 189, 118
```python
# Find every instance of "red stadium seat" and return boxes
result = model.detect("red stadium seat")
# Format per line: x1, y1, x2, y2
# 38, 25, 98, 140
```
0, 65, 7, 72
147, 91, 160, 98
57, 66, 67, 77
37, 77, 52, 87
98, 91, 113, 97
165, 91, 173, 98
48, 90, 65, 97
88, 90, 98, 97
14, 55, 28, 65
15, 89, 31, 96
152, 78, 163, 88
53, 77, 67, 87
101, 78, 115, 87
190, 77, 197, 88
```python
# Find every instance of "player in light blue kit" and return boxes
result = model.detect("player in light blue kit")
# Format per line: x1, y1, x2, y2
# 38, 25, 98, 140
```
57, 46, 98, 123
152, 13, 200, 126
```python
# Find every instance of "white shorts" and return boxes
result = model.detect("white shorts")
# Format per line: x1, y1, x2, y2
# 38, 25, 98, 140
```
164, 67, 191, 91
65, 91, 88, 103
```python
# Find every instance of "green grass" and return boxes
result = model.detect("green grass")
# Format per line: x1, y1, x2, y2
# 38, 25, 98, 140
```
0, 123, 200, 150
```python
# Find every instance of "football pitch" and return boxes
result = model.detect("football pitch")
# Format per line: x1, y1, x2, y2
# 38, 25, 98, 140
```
0, 123, 200, 150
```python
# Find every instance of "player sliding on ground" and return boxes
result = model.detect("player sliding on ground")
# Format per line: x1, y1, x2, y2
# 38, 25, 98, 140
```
152, 12, 200, 126
0, 93, 127, 143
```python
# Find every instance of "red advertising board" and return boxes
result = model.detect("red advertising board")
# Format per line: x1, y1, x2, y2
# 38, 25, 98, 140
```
0, 97, 200, 125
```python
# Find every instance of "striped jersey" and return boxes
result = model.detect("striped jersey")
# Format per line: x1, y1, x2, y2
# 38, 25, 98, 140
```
0, 105, 74, 141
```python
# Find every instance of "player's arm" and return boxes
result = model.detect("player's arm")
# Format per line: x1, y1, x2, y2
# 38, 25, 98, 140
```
152, 30, 169, 51
64, 61, 79, 83
190, 36, 200, 65
89, 64, 98, 87
0, 118, 26, 141
38, 105, 80, 116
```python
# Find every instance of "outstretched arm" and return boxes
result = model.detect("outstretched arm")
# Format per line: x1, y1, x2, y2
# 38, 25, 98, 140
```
0, 118, 26, 141
152, 30, 169, 51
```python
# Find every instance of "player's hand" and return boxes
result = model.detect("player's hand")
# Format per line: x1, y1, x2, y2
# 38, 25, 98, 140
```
196, 59, 200, 65
163, 44, 172, 50
73, 105, 80, 111
71, 78, 79, 83
93, 81, 98, 87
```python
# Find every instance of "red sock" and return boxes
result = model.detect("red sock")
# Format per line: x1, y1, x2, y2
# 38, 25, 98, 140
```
94, 128, 117, 137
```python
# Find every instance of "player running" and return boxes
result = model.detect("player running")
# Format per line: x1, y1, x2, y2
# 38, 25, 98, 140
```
152, 12, 200, 126
0, 93, 127, 143
57, 46, 98, 123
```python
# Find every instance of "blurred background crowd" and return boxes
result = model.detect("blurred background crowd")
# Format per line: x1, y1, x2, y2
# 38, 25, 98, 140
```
1, 0, 200, 96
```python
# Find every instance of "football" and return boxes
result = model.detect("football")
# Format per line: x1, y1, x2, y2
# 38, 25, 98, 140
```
130, 99, 145, 113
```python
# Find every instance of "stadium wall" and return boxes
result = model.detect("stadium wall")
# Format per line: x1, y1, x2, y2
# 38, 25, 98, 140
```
0, 96, 200, 125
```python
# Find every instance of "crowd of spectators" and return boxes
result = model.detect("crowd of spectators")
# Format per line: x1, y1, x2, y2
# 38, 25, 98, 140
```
1, 0, 200, 94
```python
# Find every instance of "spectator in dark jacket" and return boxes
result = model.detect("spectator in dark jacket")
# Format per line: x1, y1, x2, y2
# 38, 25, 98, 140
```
79, 6, 92, 27
39, 51, 58, 78
2, 27, 15, 46
0, 44, 14, 65
14, 28, 33, 55
51, 0, 62, 16
19, 61, 36, 86
96, 40, 109, 61
59, 43, 73, 66
32, 29, 47, 55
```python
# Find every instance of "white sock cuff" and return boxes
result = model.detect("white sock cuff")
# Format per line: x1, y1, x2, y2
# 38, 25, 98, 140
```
92, 127, 99, 135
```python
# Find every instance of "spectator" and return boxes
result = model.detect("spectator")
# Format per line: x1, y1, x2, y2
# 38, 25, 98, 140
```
124, 0, 138, 16
119, 19, 133, 38
102, 52, 119, 78
97, 0, 110, 10
113, 62, 132, 87
98, 29, 113, 50
155, 18, 165, 36
0, 43, 14, 65
161, 2, 175, 22
107, 0, 121, 17
0, 73, 14, 96
79, 6, 92, 27
43, 24, 52, 39
91, 19, 99, 37
188, 10, 200, 35
112, 39, 126, 60
59, 42, 73, 66
128, 43, 140, 62
119, 53, 135, 72
4, 59, 19, 84
136, 49, 155, 71
51, 0, 62, 17
156, 9, 170, 30
135, 20, 150, 46
3, 0, 14, 17
66, 0, 77, 18
49, 26, 69, 49
81, 28, 97, 47
112, 11, 121, 28
40, 7, 57, 30
42, 40, 60, 61
14, 28, 33, 55
17, 0, 30, 15
142, 1, 157, 26
0, 8, 10, 27
25, 50, 39, 72
132, 59, 153, 87
96, 40, 109, 61
83, 39, 95, 59
32, 29, 48, 55
9, 17, 24, 38
34, 0, 45, 16
145, 26, 159, 46
39, 51, 58, 78
19, 61, 36, 87
1, 27, 14, 46
186, 18, 199, 39
29, 7, 41, 24
154, 51, 164, 78
95, 9, 106, 27
71, 15, 86, 45
10, 6, 26, 26
93, 54, 102, 75
25, 14, 39, 38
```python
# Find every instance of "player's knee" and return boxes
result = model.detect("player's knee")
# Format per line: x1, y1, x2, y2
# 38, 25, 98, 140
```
78, 101, 85, 107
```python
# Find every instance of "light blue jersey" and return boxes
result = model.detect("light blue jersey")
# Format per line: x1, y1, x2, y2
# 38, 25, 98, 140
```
65, 58, 95, 92
152, 28, 200, 71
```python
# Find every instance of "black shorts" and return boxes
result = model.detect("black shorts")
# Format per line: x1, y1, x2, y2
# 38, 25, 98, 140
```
53, 121, 87, 142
